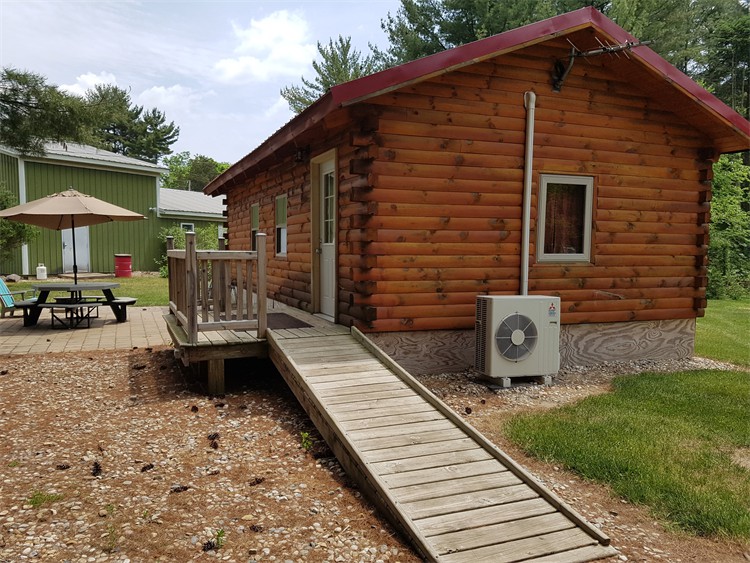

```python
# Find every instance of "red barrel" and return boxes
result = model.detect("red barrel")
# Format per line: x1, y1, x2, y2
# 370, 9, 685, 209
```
114, 254, 132, 278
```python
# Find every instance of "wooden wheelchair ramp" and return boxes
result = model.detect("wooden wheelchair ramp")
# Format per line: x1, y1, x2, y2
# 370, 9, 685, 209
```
268, 326, 618, 563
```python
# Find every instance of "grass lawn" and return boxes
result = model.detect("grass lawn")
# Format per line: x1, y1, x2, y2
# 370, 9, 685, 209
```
696, 299, 750, 366
506, 298, 750, 540
506, 370, 750, 539
101, 276, 168, 306
10, 275, 169, 306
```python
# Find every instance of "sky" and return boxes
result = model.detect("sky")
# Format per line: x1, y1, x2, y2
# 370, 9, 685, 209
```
0, 0, 402, 164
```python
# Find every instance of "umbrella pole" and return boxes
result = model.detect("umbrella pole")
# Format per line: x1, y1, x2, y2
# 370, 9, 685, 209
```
71, 216, 78, 285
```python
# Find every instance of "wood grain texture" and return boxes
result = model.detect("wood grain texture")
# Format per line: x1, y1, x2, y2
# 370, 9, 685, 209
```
367, 330, 475, 375
266, 327, 614, 561
559, 318, 695, 366
368, 318, 695, 376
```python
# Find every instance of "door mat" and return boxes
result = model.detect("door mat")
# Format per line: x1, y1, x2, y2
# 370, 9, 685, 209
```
267, 313, 312, 329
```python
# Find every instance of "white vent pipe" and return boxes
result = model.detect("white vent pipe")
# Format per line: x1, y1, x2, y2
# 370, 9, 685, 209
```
520, 91, 536, 296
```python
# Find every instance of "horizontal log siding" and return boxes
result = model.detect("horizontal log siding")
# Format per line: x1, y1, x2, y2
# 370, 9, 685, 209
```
226, 159, 312, 310
225, 127, 364, 318
354, 34, 710, 332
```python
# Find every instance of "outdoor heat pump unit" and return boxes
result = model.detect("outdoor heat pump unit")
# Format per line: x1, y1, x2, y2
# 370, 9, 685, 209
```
475, 295, 561, 385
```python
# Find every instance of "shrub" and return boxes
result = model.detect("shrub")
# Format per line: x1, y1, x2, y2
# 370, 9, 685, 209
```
155, 224, 222, 277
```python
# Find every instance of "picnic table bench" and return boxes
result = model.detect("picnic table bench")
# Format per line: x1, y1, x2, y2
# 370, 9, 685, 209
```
19, 283, 137, 327
38, 302, 99, 329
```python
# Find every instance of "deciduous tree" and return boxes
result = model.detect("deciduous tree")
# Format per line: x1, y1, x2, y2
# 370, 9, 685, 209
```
161, 151, 230, 191
708, 155, 750, 298
0, 184, 38, 261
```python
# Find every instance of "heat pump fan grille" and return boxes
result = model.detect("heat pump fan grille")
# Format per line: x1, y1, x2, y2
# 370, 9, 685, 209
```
495, 313, 538, 362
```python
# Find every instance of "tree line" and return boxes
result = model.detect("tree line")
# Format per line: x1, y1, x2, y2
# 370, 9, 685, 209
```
0, 68, 177, 163
0, 68, 230, 191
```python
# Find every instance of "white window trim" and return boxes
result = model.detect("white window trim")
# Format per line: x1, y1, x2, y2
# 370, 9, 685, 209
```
275, 195, 287, 257
537, 174, 594, 263
180, 222, 195, 232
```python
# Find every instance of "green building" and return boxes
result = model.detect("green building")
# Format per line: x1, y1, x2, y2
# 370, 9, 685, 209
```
0, 143, 224, 277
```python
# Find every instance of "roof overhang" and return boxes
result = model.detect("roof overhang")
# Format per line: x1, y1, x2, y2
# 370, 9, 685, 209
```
0, 144, 167, 176
205, 6, 749, 196
156, 210, 225, 221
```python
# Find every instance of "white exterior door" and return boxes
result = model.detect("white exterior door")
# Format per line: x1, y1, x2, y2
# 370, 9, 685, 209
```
62, 226, 90, 273
319, 160, 336, 318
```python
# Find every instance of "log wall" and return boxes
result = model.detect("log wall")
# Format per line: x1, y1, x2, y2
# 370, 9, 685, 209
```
226, 159, 314, 311
225, 120, 374, 320
351, 30, 712, 332
224, 29, 714, 336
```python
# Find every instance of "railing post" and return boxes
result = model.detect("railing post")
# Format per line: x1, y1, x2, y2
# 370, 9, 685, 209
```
217, 236, 226, 312
256, 232, 267, 339
185, 232, 198, 344
166, 236, 175, 305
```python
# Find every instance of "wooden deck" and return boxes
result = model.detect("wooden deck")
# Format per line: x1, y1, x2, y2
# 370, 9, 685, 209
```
268, 325, 618, 563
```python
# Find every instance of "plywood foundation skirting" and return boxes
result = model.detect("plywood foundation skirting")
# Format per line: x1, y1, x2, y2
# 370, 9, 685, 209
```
559, 318, 695, 367
368, 319, 696, 376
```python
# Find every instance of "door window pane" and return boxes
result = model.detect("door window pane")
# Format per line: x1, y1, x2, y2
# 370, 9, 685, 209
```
323, 172, 335, 244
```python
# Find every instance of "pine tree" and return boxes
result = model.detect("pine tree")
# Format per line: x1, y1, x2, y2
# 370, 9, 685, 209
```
281, 36, 381, 114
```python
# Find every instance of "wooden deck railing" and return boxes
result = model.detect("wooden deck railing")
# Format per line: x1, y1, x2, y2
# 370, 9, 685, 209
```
167, 232, 267, 344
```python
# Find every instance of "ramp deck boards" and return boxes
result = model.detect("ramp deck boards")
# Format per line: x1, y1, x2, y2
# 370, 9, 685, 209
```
268, 325, 617, 563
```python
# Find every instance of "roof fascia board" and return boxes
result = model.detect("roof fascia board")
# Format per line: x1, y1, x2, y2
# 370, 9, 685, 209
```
205, 6, 748, 195
583, 9, 749, 143
619, 43, 750, 144
334, 20, 594, 107
332, 6, 748, 145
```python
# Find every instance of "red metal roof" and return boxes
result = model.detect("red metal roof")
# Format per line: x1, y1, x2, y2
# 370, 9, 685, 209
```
205, 7, 749, 195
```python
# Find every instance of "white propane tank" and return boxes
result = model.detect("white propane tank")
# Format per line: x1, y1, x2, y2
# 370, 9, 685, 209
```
36, 263, 47, 280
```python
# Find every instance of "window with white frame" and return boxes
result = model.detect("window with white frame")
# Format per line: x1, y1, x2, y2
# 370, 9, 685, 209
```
180, 222, 195, 232
537, 174, 593, 262
275, 195, 287, 256
250, 203, 259, 251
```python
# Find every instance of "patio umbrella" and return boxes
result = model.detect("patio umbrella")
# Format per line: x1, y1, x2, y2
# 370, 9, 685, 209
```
0, 187, 146, 284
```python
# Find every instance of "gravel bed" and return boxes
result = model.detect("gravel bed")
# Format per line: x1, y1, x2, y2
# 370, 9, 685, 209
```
1, 348, 746, 563
0, 349, 419, 563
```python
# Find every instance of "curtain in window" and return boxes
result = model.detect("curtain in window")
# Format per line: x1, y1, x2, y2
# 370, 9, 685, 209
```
544, 183, 586, 254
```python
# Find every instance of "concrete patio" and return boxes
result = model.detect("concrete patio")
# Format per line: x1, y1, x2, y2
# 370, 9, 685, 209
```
0, 306, 172, 355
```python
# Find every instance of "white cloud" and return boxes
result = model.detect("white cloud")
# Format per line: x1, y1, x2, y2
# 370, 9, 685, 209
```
265, 96, 293, 119
213, 10, 316, 82
137, 85, 210, 116
59, 71, 118, 96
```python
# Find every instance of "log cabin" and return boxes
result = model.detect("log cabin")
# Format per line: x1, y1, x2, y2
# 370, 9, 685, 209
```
204, 7, 750, 374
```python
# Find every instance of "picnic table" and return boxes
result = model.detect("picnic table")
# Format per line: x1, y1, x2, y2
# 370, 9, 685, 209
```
17, 282, 137, 328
